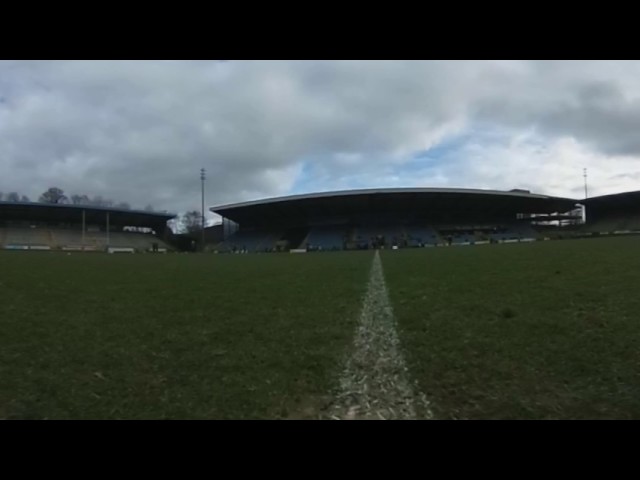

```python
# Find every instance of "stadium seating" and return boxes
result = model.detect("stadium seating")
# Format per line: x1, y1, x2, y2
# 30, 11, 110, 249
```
474, 224, 539, 242
510, 223, 539, 239
354, 225, 403, 247
261, 232, 283, 251
3, 227, 50, 246
488, 231, 519, 242
306, 225, 346, 250
220, 230, 278, 253
106, 232, 170, 251
0, 226, 170, 252
405, 226, 441, 246
583, 215, 640, 233
51, 229, 92, 247
451, 233, 476, 244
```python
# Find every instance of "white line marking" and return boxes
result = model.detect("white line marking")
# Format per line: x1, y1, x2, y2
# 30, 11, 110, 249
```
329, 250, 433, 420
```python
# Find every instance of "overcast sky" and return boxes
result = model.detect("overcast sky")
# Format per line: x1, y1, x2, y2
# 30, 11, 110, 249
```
1, 60, 639, 222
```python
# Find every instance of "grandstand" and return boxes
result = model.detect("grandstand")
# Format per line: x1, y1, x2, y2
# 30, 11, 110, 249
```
210, 188, 582, 252
7, 187, 636, 255
305, 225, 345, 251
0, 202, 175, 252
405, 225, 441, 247
581, 191, 640, 234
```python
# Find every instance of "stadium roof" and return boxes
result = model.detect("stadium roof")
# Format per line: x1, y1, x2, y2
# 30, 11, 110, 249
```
0, 202, 176, 227
582, 190, 640, 210
211, 188, 580, 226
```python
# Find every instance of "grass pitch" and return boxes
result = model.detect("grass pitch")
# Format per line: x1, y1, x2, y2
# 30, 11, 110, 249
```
2, 236, 640, 419
382, 236, 640, 419
0, 251, 371, 419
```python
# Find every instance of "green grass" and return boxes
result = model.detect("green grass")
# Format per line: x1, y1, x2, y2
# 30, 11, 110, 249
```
0, 251, 372, 419
382, 237, 640, 419
4, 236, 640, 420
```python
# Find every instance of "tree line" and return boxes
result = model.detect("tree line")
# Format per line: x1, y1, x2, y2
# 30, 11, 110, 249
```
0, 187, 155, 211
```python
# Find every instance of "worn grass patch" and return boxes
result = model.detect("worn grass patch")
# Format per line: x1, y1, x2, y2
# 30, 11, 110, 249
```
382, 237, 640, 419
0, 251, 372, 419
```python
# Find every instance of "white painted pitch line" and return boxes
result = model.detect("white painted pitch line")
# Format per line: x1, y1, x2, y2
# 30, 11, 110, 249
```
328, 250, 433, 420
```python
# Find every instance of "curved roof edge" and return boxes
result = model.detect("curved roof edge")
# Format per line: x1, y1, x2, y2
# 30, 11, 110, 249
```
582, 190, 640, 204
210, 187, 578, 212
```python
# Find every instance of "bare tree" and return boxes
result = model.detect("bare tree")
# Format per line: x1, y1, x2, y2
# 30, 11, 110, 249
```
6, 192, 20, 202
54, 193, 133, 209
144, 204, 155, 212
181, 210, 203, 235
71, 194, 90, 205
39, 187, 68, 204
20, 195, 30, 202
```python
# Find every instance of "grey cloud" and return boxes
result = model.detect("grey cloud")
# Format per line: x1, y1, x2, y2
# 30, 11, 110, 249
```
471, 62, 640, 157
0, 60, 477, 213
608, 172, 640, 181
2, 60, 640, 217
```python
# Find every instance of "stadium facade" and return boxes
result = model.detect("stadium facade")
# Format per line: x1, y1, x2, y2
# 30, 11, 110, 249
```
2, 187, 639, 253
0, 201, 175, 252
210, 187, 593, 252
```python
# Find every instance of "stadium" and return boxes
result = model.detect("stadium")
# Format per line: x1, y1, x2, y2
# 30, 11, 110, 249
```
210, 187, 637, 253
9, 59, 640, 422
0, 201, 175, 253
2, 187, 639, 254
2, 186, 640, 420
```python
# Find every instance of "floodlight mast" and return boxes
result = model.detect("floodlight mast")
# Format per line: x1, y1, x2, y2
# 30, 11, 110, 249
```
579, 168, 589, 224
201, 168, 206, 251
583, 168, 588, 199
